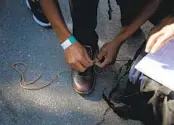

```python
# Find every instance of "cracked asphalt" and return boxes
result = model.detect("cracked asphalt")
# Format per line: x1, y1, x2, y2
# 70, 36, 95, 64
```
0, 0, 151, 125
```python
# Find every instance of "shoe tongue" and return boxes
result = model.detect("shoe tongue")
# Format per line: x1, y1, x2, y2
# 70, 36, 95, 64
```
79, 67, 93, 76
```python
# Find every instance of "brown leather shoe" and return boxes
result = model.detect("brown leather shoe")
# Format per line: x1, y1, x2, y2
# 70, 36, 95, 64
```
72, 67, 95, 94
72, 46, 98, 95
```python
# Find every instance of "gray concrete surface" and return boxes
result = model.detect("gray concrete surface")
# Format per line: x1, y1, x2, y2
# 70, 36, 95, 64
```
0, 0, 151, 125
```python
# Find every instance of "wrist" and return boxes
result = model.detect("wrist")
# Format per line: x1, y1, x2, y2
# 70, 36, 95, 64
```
111, 39, 124, 48
112, 32, 127, 46
61, 35, 77, 50
55, 28, 71, 42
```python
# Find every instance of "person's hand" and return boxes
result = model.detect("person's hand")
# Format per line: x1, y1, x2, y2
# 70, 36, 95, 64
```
146, 16, 174, 53
65, 42, 93, 72
95, 42, 120, 68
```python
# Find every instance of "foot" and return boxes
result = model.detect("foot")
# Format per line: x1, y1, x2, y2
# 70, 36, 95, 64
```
72, 45, 98, 95
25, 0, 51, 28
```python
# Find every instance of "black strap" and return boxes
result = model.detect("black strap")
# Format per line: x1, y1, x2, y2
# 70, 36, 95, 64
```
103, 41, 146, 116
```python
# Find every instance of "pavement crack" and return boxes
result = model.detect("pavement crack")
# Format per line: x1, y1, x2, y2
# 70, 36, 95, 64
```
95, 107, 111, 125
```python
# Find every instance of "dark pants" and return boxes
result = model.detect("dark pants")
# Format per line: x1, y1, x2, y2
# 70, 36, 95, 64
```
69, 0, 99, 51
116, 0, 174, 26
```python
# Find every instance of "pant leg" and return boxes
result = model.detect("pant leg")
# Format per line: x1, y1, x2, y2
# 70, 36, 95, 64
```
149, 0, 174, 25
69, 0, 99, 50
117, 0, 149, 26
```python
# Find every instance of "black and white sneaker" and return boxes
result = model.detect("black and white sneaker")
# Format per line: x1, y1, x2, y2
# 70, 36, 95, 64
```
25, 0, 51, 28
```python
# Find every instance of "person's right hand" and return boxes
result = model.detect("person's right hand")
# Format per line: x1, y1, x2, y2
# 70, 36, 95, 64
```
65, 42, 94, 72
146, 16, 174, 53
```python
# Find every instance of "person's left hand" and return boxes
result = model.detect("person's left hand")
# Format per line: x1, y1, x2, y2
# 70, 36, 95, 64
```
95, 42, 120, 68
146, 17, 174, 53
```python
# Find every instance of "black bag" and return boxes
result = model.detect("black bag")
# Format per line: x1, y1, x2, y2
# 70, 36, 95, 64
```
104, 42, 174, 125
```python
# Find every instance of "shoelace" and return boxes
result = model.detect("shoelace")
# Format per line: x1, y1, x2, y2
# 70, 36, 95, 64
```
12, 62, 70, 90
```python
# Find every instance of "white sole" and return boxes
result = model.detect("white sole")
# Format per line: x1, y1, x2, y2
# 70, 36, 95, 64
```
25, 0, 51, 27
33, 15, 51, 27
25, 0, 31, 9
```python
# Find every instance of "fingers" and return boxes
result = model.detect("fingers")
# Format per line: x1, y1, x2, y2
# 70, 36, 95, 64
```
72, 62, 86, 72
150, 32, 174, 53
79, 56, 92, 68
95, 43, 118, 68
71, 49, 94, 72
147, 16, 174, 53
65, 43, 95, 72
83, 49, 94, 65
145, 31, 164, 53
77, 49, 94, 70
95, 50, 113, 68
95, 49, 107, 67
95, 49, 107, 62
150, 25, 162, 35
96, 56, 112, 68
150, 16, 174, 35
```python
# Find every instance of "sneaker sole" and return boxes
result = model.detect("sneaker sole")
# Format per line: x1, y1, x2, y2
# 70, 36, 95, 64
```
33, 15, 51, 27
25, 0, 51, 28
25, 0, 31, 9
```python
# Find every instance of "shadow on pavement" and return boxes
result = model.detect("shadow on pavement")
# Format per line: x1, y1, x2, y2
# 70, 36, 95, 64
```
0, 94, 97, 125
